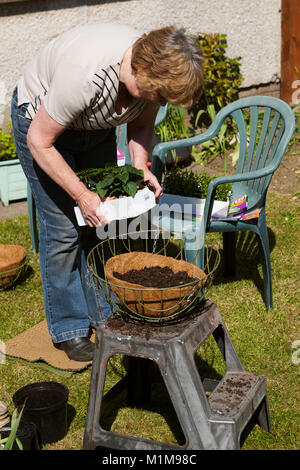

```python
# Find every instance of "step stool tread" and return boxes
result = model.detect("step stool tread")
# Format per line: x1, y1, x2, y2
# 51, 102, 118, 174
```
208, 371, 261, 418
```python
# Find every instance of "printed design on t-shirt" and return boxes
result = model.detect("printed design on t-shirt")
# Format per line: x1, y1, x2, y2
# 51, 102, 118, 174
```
23, 64, 145, 130
25, 85, 48, 121
69, 63, 145, 130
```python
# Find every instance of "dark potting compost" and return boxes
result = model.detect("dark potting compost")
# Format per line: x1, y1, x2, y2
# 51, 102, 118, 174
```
113, 265, 196, 288
105, 252, 206, 319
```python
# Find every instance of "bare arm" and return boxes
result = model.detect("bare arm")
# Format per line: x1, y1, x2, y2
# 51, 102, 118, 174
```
127, 103, 162, 198
27, 105, 108, 227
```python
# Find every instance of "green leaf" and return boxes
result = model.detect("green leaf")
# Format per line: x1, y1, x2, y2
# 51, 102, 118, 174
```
195, 109, 206, 127
127, 166, 144, 178
116, 171, 129, 184
207, 104, 216, 122
96, 185, 109, 198
96, 174, 114, 189
123, 181, 138, 198
2, 405, 25, 450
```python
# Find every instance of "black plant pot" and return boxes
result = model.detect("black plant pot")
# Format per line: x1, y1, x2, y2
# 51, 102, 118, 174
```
1, 420, 39, 450
13, 381, 69, 446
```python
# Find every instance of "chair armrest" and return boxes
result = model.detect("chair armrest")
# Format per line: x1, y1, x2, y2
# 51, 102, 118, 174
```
152, 104, 235, 164
152, 128, 219, 163
151, 125, 225, 183
202, 166, 274, 228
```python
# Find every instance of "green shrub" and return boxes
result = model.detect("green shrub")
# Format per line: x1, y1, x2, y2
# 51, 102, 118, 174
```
163, 167, 232, 201
191, 33, 244, 128
0, 126, 17, 162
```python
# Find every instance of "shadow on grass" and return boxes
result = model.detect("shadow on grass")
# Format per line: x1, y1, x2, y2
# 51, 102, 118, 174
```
66, 404, 76, 433
209, 228, 276, 306
98, 355, 223, 447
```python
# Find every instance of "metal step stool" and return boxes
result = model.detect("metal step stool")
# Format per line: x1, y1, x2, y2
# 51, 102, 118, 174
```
83, 300, 271, 450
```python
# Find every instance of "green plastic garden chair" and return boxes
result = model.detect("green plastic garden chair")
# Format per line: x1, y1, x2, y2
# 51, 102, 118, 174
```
27, 104, 169, 254
151, 96, 295, 309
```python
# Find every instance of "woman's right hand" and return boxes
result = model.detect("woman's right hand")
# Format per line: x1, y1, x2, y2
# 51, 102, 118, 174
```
76, 189, 110, 227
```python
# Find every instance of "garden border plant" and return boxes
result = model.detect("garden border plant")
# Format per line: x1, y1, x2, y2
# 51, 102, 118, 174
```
154, 104, 193, 165
0, 125, 17, 162
189, 33, 244, 172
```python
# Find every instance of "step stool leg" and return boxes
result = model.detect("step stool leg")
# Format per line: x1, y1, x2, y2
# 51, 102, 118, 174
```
256, 395, 271, 432
83, 330, 110, 450
213, 323, 244, 371
160, 341, 218, 450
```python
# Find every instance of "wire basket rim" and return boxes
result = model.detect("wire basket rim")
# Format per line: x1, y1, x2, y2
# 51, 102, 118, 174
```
86, 229, 212, 293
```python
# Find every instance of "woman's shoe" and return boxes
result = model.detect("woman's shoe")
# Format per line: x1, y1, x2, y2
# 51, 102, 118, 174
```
55, 337, 94, 361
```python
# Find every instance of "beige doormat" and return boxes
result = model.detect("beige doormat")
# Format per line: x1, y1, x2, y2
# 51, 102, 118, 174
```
4, 320, 94, 372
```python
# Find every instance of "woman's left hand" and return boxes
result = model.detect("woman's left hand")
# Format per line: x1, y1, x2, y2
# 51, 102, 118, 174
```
142, 167, 162, 199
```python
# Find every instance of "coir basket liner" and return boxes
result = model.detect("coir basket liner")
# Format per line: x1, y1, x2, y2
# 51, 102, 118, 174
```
0, 244, 27, 288
105, 252, 207, 319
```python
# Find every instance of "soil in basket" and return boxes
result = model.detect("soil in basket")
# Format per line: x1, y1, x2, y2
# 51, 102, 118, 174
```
113, 266, 196, 288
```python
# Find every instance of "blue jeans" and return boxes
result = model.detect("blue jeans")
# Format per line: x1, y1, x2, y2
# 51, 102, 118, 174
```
11, 89, 116, 343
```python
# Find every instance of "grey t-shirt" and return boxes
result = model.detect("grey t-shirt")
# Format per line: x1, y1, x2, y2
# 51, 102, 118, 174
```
17, 23, 146, 130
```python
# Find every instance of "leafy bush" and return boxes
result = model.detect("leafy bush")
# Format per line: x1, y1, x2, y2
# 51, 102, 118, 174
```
191, 33, 243, 128
163, 167, 232, 201
0, 126, 17, 162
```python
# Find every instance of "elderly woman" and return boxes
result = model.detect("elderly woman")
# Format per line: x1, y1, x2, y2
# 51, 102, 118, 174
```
11, 23, 203, 361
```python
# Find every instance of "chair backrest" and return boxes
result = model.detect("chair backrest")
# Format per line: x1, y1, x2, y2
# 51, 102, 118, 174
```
225, 96, 295, 207
152, 96, 295, 209
115, 104, 168, 164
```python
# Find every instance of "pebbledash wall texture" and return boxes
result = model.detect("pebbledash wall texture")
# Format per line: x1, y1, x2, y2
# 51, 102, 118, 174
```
0, 0, 281, 126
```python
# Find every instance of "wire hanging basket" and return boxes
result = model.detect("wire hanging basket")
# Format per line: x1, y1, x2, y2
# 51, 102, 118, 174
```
0, 244, 28, 289
87, 229, 220, 323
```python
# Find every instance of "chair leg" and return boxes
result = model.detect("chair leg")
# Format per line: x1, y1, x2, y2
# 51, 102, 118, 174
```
223, 232, 236, 277
257, 225, 273, 309
184, 246, 205, 269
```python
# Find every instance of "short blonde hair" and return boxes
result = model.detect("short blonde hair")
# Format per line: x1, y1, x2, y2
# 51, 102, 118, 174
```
131, 26, 203, 108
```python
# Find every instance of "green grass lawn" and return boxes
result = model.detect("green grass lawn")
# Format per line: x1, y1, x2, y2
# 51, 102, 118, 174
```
0, 190, 299, 450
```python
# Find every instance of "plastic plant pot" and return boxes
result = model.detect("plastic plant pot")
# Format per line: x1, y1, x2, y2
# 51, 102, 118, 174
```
12, 382, 69, 446
1, 420, 39, 450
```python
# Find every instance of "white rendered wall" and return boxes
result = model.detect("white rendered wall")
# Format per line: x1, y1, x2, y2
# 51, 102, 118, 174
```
0, 0, 281, 126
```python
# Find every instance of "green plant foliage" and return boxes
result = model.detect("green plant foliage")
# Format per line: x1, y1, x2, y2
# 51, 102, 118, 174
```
287, 105, 300, 154
180, 33, 244, 170
192, 33, 244, 127
192, 103, 234, 172
155, 104, 192, 142
163, 166, 232, 201
0, 126, 17, 162
154, 104, 193, 163
77, 163, 145, 199
0, 405, 25, 450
